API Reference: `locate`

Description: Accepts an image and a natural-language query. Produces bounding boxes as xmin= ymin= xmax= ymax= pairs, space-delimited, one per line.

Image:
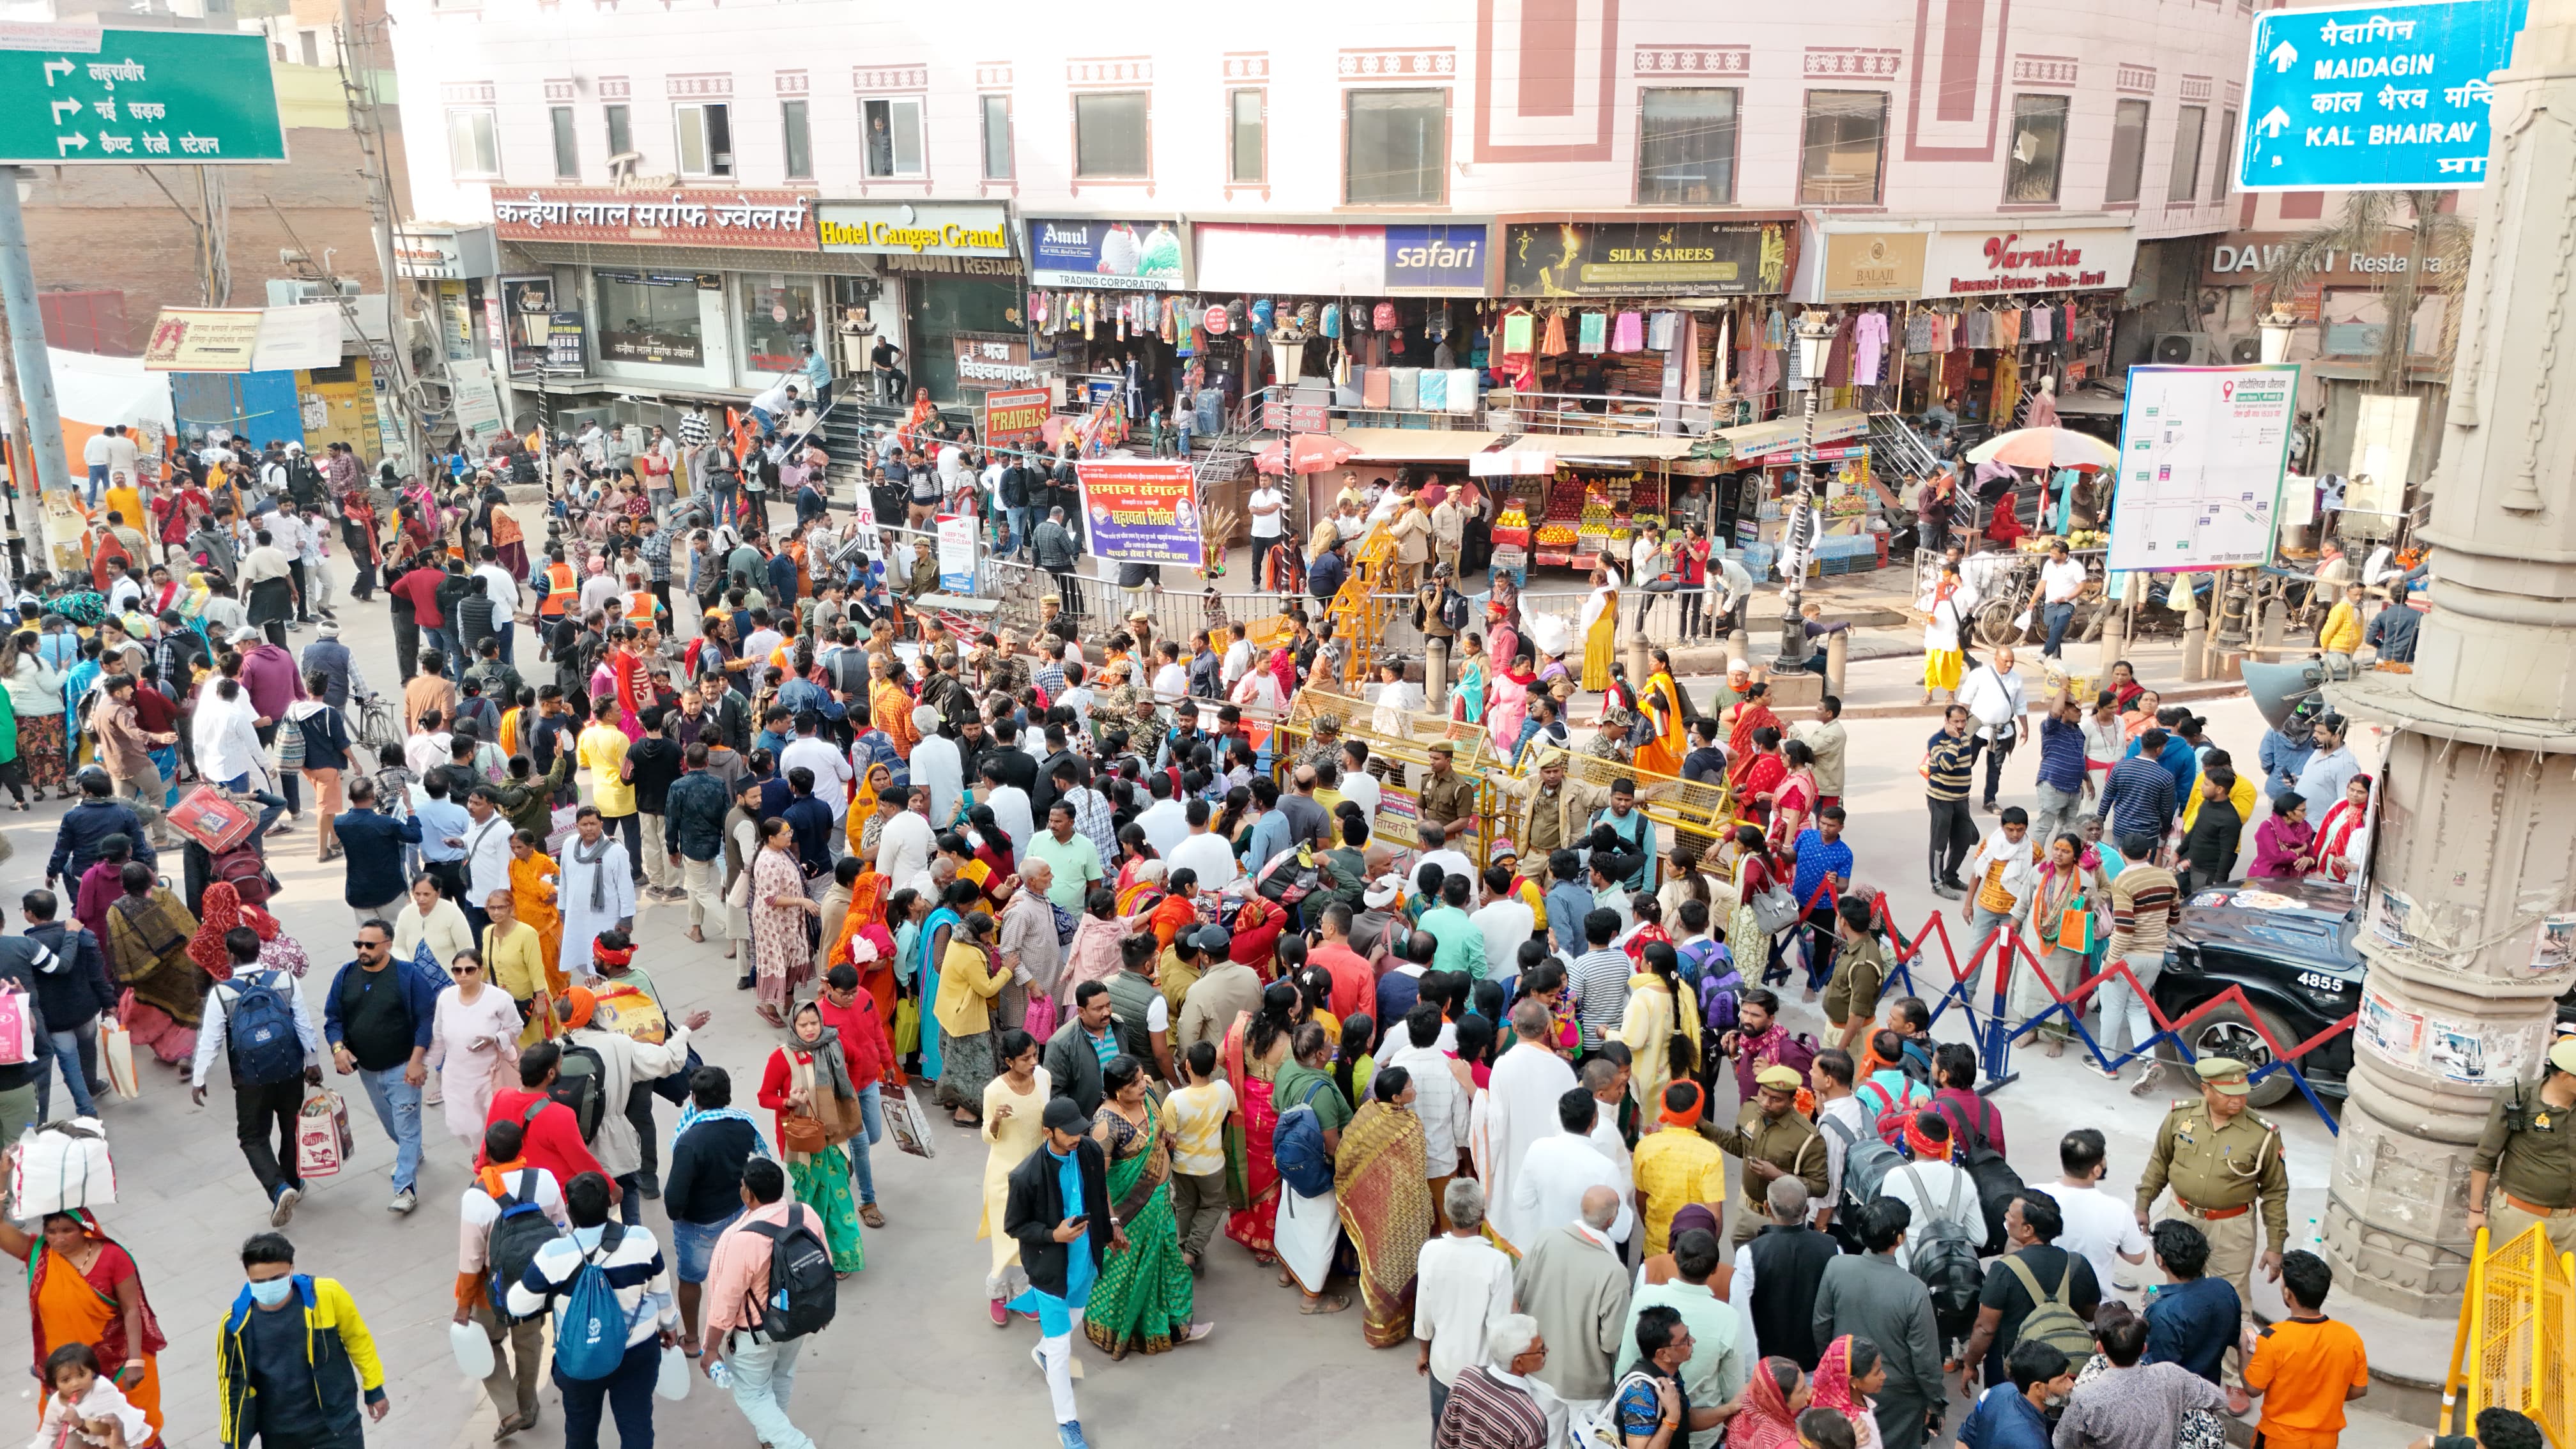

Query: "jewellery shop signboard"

xmin=1501 ymin=220 xmax=1792 ymax=298
xmin=1922 ymin=226 xmax=2136 ymax=297
xmin=489 ymin=187 xmax=820 ymax=251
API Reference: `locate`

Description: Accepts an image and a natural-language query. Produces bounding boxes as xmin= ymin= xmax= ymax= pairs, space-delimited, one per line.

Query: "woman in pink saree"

xmin=1221 ymin=985 xmax=1299 ymax=1264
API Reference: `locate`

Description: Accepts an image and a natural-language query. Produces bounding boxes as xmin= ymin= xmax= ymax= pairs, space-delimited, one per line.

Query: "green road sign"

xmin=0 ymin=26 xmax=287 ymax=165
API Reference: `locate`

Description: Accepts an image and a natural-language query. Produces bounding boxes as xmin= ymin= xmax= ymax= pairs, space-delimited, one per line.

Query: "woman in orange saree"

xmin=0 ymin=1209 xmax=166 ymax=1440
xmin=1221 ymin=986 xmax=1299 ymax=1263
xmin=1333 ymin=1070 xmax=1434 ymax=1347
xmin=1634 ymin=649 xmax=1689 ymax=779
xmin=508 ymin=831 xmax=567 ymax=995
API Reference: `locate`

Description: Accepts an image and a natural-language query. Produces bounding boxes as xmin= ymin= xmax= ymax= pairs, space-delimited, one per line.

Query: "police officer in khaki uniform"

xmin=1702 ymin=1064 xmax=1829 ymax=1251
xmin=2134 ymin=1055 xmax=2288 ymax=1383
xmin=1417 ymin=739 xmax=1480 ymax=848
xmin=2469 ymin=1036 xmax=2576 ymax=1255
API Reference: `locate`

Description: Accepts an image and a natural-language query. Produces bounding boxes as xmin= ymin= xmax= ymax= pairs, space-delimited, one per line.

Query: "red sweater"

xmin=811 ymin=992 xmax=894 ymax=1086
xmin=392 ymin=567 xmax=447 ymax=628
xmin=484 ymin=1087 xmax=613 ymax=1198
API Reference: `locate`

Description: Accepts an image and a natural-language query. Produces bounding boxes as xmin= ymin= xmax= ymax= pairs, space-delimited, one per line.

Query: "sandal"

xmin=1299 ymin=1292 xmax=1351 ymax=1315
xmin=756 ymin=1006 xmax=786 ymax=1029
xmin=1276 ymin=1268 xmax=1296 ymax=1289
xmin=493 ymin=1414 xmax=532 ymax=1441
xmin=860 ymin=1203 xmax=886 ymax=1228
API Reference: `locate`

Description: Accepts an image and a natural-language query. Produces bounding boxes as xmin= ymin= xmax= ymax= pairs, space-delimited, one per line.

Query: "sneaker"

xmin=390 ymin=1188 xmax=418 ymax=1215
xmin=990 ymin=1298 xmax=1010 ymax=1328
xmin=270 ymin=1186 xmax=301 ymax=1227
xmin=1057 ymin=1423 xmax=1090 ymax=1449
xmin=1929 ymin=881 xmax=1963 ymax=900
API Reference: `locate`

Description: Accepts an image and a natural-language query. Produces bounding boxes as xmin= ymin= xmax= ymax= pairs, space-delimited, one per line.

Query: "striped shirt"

xmin=1434 ymin=1365 xmax=1551 ymax=1449
xmin=1924 ymin=731 xmax=1978 ymax=804
xmin=505 ymin=1221 xmax=678 ymax=1349
xmin=678 ymin=411 xmax=712 ymax=447
xmin=1569 ymin=947 xmax=1633 ymax=1046
xmin=2097 ymin=756 xmax=2179 ymax=841
xmin=2106 ymin=862 xmax=2182 ymax=965
xmin=2035 ymin=714 xmax=2088 ymax=793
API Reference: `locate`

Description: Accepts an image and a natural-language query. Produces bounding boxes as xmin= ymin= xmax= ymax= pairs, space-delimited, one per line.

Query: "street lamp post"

xmin=1774 ymin=310 xmax=1836 ymax=671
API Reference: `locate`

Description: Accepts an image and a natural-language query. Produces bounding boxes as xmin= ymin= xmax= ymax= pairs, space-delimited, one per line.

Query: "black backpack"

xmin=484 ymin=1169 xmax=564 ymax=1324
xmin=744 ymin=1204 xmax=838 ymax=1339
xmin=1898 ymin=1163 xmax=1988 ymax=1345
xmin=549 ymin=1043 xmax=609 ymax=1141
xmin=1938 ymin=1096 xmax=2027 ymax=1257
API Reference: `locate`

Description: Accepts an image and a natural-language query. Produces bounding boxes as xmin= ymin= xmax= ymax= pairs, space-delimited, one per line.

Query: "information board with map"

xmin=2106 ymin=364 xmax=2299 ymax=573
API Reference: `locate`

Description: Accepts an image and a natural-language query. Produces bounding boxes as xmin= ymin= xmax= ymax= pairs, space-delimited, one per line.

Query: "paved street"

xmin=0 ymin=544 xmax=2432 ymax=1449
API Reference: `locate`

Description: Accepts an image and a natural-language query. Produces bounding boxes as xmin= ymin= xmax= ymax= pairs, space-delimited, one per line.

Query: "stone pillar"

xmin=1424 ymin=634 xmax=1450 ymax=709
xmin=1825 ymin=630 xmax=1849 ymax=697
xmin=2320 ymin=0 xmax=2576 ymax=1316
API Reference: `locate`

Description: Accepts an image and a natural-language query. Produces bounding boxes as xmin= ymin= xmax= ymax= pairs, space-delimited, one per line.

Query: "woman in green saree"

xmin=1081 ymin=1055 xmax=1213 ymax=1359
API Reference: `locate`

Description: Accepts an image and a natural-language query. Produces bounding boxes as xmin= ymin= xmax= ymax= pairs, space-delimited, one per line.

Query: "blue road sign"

xmin=2237 ymin=0 xmax=2528 ymax=190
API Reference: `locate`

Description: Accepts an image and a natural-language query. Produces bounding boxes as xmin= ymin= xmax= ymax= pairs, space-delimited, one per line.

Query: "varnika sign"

xmin=1922 ymin=227 xmax=2137 ymax=296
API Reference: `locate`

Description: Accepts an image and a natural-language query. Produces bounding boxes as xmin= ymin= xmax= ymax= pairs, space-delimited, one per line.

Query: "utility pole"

xmin=2320 ymin=0 xmax=2576 ymax=1315
xmin=335 ymin=0 xmax=427 ymax=468
xmin=0 ymin=169 xmax=70 ymax=549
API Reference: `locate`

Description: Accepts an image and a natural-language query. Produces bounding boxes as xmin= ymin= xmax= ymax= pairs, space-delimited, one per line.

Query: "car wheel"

xmin=2154 ymin=999 xmax=2299 ymax=1109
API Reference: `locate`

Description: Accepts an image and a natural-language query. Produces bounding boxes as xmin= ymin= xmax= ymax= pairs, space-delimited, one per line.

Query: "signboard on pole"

xmin=2106 ymin=364 xmax=2299 ymax=573
xmin=0 ymin=26 xmax=287 ymax=165
xmin=1077 ymin=459 xmax=1203 ymax=568
xmin=2236 ymin=0 xmax=2529 ymax=190
xmin=140 ymin=308 xmax=261 ymax=371
xmin=450 ymin=359 xmax=505 ymax=444
xmin=981 ymin=387 xmax=1050 ymax=455
xmin=934 ymin=512 xmax=977 ymax=593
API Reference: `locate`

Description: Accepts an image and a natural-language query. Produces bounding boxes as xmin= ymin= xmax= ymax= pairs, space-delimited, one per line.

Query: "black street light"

xmin=1774 ymin=309 xmax=1836 ymax=672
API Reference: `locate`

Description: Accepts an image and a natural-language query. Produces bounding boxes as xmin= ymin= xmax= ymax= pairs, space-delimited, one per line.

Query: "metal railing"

xmin=1250 ymin=383 xmax=1733 ymax=444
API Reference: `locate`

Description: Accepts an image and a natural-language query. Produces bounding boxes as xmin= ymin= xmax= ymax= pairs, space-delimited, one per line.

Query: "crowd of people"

xmin=0 ymin=409 xmax=2561 ymax=1449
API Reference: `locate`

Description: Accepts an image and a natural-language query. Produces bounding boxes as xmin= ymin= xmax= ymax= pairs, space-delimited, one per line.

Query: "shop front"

xmin=820 ymin=201 xmax=1021 ymax=406
xmin=1022 ymin=215 xmax=1187 ymax=448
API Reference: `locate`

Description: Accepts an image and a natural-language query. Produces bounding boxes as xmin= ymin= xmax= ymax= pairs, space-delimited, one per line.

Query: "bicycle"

xmin=354 ymin=692 xmax=399 ymax=752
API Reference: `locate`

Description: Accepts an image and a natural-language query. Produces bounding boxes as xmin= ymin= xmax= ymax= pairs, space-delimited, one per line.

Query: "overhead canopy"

xmin=1715 ymin=408 xmax=1871 ymax=460
xmin=1331 ymin=427 xmax=1502 ymax=462
xmin=1548 ymin=434 xmax=1704 ymax=463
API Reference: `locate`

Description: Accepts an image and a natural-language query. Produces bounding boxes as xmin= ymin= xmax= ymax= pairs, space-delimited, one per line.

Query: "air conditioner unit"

xmin=2150 ymin=332 xmax=2221 ymax=365
xmin=265 ymin=278 xmax=360 ymax=307
xmin=2227 ymin=335 xmax=2264 ymax=365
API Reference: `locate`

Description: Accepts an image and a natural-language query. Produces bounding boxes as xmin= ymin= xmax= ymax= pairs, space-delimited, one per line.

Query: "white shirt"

xmin=104 ymin=434 xmax=140 ymax=474
xmin=910 ymin=733 xmax=963 ymax=829
xmin=1513 ymin=1131 xmax=1636 ymax=1245
xmin=1167 ymin=829 xmax=1239 ymax=891
xmin=192 ymin=689 xmax=270 ymax=789
xmin=1814 ymin=1093 xmax=1873 ymax=1204
xmin=188 ymin=967 xmax=321 ymax=1087
xmin=84 ymin=434 xmax=109 ymax=466
xmin=1876 ymin=1158 xmax=1979 ymax=1271
xmin=476 ymin=564 xmax=522 ymax=615
xmin=984 ymin=785 xmax=1034 ymax=868
xmin=780 ymin=735 xmax=854 ymax=819
xmin=1151 ymin=661 xmax=1189 ymax=707
xmin=2040 ymin=556 xmax=2088 ymax=604
xmin=1956 ymin=663 xmax=2028 ymax=738
xmin=1340 ymin=769 xmax=1381 ymax=822
xmin=1134 ymin=799 xmax=1191 ymax=861
xmin=1220 ymin=639 xmax=1254 ymax=689
xmin=1421 ymin=847 xmax=1475 ymax=889
xmin=1248 ymin=484 xmax=1285 ymax=539
xmin=1381 ymin=1041 xmax=1470 ymax=1177
xmin=750 ymin=383 xmax=792 ymax=415
xmin=1413 ymin=1235 xmax=1516 ymax=1386
xmin=1472 ymin=898 xmax=1536 ymax=979
xmin=2055 ymin=1179 xmax=2150 ymax=1292
xmin=463 ymin=810 xmax=515 ymax=903
xmin=876 ymin=808 xmax=935 ymax=885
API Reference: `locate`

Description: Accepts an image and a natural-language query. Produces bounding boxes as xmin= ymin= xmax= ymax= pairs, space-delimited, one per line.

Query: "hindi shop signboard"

xmin=490 ymin=188 xmax=819 ymax=250
xmin=0 ymin=26 xmax=286 ymax=165
xmin=982 ymin=387 xmax=1052 ymax=453
xmin=2106 ymin=364 xmax=2299 ymax=573
xmin=1922 ymin=227 xmax=2137 ymax=296
xmin=1078 ymin=459 xmax=1204 ymax=569
xmin=2237 ymin=0 xmax=2528 ymax=190
xmin=952 ymin=333 xmax=1037 ymax=390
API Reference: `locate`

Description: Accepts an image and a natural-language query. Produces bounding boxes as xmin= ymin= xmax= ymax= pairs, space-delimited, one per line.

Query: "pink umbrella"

xmin=1255 ymin=433 xmax=1358 ymax=475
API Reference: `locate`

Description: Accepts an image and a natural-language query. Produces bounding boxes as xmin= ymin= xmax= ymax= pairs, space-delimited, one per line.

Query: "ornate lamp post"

xmin=1774 ymin=309 xmax=1836 ymax=670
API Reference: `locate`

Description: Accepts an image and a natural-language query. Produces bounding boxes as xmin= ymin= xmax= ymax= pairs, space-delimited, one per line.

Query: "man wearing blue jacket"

xmin=322 ymin=921 xmax=438 ymax=1215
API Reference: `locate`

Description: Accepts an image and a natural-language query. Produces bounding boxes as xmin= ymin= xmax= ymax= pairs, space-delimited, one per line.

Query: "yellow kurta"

xmin=483 ymin=919 xmax=551 ymax=1046
xmin=1582 ymin=589 xmax=1619 ymax=693
xmin=1631 ymin=1128 xmax=1729 ymax=1257
xmin=976 ymin=1066 xmax=1054 ymax=1284
xmin=1614 ymin=974 xmax=1704 ymax=1123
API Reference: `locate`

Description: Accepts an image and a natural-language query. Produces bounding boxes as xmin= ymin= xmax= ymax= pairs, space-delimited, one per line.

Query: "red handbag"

xmin=167 ymin=785 xmax=258 ymax=852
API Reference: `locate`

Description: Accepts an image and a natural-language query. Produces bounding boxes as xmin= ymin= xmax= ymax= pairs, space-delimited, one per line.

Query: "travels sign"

xmin=2236 ymin=0 xmax=2529 ymax=190
xmin=0 ymin=25 xmax=286 ymax=165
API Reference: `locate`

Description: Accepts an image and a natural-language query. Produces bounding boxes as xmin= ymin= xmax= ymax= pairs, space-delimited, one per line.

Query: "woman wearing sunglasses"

xmin=429 ymin=949 xmax=523 ymax=1146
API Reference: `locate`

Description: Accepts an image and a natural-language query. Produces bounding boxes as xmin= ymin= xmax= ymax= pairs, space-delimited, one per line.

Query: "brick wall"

xmin=16 ymin=123 xmax=409 ymax=355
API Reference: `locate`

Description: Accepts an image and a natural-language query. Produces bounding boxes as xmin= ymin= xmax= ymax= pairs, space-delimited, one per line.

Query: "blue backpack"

xmin=551 ymin=1223 xmax=632 ymax=1381
xmin=224 ymin=971 xmax=304 ymax=1085
xmin=1271 ymin=1075 xmax=1338 ymax=1199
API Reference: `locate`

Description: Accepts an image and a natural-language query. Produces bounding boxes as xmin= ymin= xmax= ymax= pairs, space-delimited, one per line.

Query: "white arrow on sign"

xmin=49 ymin=98 xmax=80 ymax=123
xmin=55 ymin=132 xmax=86 ymax=154
xmin=2269 ymin=38 xmax=2299 ymax=72
xmin=41 ymin=57 xmax=71 ymax=85
xmin=2258 ymin=106 xmax=2292 ymax=137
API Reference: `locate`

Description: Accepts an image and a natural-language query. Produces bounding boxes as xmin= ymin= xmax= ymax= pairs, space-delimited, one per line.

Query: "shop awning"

xmin=1715 ymin=408 xmax=1871 ymax=459
xmin=1469 ymin=435 xmax=1557 ymax=477
xmin=1549 ymin=435 xmax=1704 ymax=463
xmin=1332 ymin=427 xmax=1503 ymax=463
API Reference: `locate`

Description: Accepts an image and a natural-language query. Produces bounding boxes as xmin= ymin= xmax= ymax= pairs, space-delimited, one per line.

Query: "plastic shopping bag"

xmin=885 ymin=1083 xmax=939 ymax=1160
xmin=295 ymin=1091 xmax=345 ymax=1179
xmin=101 ymin=1010 xmax=139 ymax=1101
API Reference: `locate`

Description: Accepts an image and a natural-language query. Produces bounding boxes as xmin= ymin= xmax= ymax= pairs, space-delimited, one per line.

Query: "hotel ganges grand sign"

xmin=1922 ymin=227 xmax=2138 ymax=296
xmin=817 ymin=202 xmax=1011 ymax=257
xmin=490 ymin=188 xmax=818 ymax=250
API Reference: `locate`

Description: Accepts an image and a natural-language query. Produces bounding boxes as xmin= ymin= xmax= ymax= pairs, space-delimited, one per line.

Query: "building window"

xmin=738 ymin=275 xmax=817 ymax=376
xmin=1229 ymin=88 xmax=1265 ymax=184
xmin=604 ymin=103 xmax=632 ymax=162
xmin=298 ymin=29 xmax=319 ymax=66
xmin=981 ymin=95 xmax=1013 ymax=180
xmin=595 ymin=270 xmax=705 ymax=367
xmin=781 ymin=99 xmax=812 ymax=179
xmin=1346 ymin=88 xmax=1446 ymax=205
xmin=1074 ymin=91 xmax=1150 ymax=179
xmin=445 ymin=108 xmax=498 ymax=178
xmin=1797 ymin=90 xmax=1887 ymax=204
xmin=674 ymin=102 xmax=733 ymax=179
xmin=2212 ymin=107 xmax=2237 ymax=201
xmin=2106 ymin=98 xmax=2150 ymax=203
xmin=1636 ymin=88 xmax=1738 ymax=204
xmin=863 ymin=96 xmax=925 ymax=178
xmin=2168 ymin=103 xmax=2206 ymax=202
xmin=2002 ymin=94 xmax=2068 ymax=203
xmin=549 ymin=106 xmax=579 ymax=180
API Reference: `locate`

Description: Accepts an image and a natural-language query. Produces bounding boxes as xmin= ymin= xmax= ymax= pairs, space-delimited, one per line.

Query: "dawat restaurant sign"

xmin=818 ymin=202 xmax=1013 ymax=257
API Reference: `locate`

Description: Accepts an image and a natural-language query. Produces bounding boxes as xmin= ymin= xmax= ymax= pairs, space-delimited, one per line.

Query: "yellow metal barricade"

xmin=2443 ymin=1223 xmax=2573 ymax=1448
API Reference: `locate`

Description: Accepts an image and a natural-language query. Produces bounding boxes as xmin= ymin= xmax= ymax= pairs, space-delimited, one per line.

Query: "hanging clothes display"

xmin=1764 ymin=307 xmax=1786 ymax=347
xmin=1688 ymin=316 xmax=1706 ymax=401
xmin=1823 ymin=312 xmax=1855 ymax=389
xmin=1994 ymin=308 xmax=2021 ymax=348
xmin=1542 ymin=311 xmax=1568 ymax=355
xmin=1904 ymin=308 xmax=1931 ymax=356
xmin=1612 ymin=311 xmax=1644 ymax=353
xmin=1578 ymin=312 xmax=1608 ymax=353
xmin=2025 ymin=306 xmax=2051 ymax=343
xmin=1993 ymin=353 xmax=2021 ymax=426
xmin=1853 ymin=310 xmax=1889 ymax=385
xmin=1941 ymin=346 xmax=1972 ymax=398
xmin=1648 ymin=312 xmax=1680 ymax=351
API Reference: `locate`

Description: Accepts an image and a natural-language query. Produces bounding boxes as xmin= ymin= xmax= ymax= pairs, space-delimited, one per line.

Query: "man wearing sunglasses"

xmin=321 ymin=921 xmax=439 ymax=1215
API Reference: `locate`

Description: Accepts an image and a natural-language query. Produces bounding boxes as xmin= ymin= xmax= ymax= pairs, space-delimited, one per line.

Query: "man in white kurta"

xmin=1514 ymin=1103 xmax=1637 ymax=1248
xmin=908 ymin=705 xmax=963 ymax=829
xmin=1476 ymin=999 xmax=1581 ymax=1254
xmin=557 ymin=809 xmax=636 ymax=979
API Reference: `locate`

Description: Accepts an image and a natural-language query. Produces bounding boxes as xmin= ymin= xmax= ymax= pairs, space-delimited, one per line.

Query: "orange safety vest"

xmin=625 ymin=590 xmax=662 ymax=624
xmin=537 ymin=560 xmax=575 ymax=617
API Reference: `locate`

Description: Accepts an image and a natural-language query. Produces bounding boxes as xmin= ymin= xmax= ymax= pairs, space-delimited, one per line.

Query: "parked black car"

xmin=2150 ymin=880 xmax=2576 ymax=1109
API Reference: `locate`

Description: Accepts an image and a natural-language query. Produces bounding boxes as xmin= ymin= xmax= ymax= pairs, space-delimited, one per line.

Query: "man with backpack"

xmin=556 ymin=985 xmax=708 ymax=1223
xmin=484 ymin=1042 xmax=616 ymax=1211
xmin=1948 ymin=1190 xmax=2100 ymax=1400
xmin=190 ymin=926 xmax=325 ymax=1227
xmin=1876 ymin=1114 xmax=1982 ymax=1274
xmin=321 ymin=920 xmax=439 ymax=1215
xmin=504 ymin=1171 xmax=680 ymax=1449
xmin=1812 ymin=1198 xmax=1947 ymax=1449
xmin=701 ymin=1156 xmax=836 ymax=1449
xmin=456 ymin=1117 xmax=568 ymax=1439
